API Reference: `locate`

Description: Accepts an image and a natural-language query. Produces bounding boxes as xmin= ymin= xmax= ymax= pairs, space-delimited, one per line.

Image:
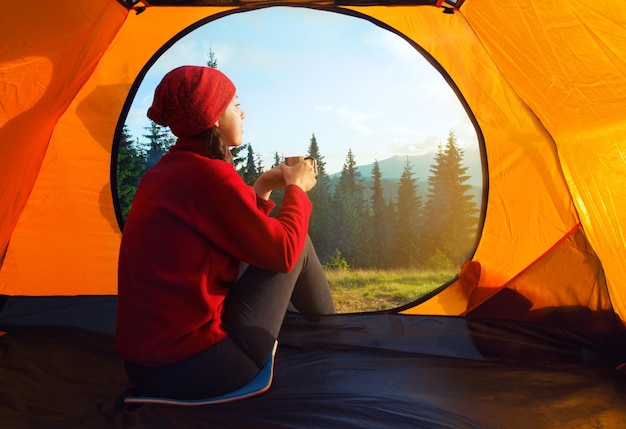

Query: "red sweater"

xmin=115 ymin=143 xmax=311 ymax=366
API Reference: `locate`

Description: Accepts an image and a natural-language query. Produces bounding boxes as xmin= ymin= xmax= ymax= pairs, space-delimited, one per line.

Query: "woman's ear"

xmin=213 ymin=119 xmax=220 ymax=128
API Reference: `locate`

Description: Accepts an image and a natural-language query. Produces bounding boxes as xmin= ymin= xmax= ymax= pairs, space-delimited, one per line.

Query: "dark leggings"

xmin=124 ymin=236 xmax=335 ymax=399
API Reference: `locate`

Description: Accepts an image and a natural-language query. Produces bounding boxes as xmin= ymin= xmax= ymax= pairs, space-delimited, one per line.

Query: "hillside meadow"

xmin=325 ymin=268 xmax=457 ymax=313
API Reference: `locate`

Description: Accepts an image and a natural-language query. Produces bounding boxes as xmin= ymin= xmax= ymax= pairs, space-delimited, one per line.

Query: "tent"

xmin=2 ymin=0 xmax=626 ymax=427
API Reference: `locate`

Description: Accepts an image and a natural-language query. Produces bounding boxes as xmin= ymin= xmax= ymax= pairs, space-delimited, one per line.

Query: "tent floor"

xmin=2 ymin=313 xmax=626 ymax=429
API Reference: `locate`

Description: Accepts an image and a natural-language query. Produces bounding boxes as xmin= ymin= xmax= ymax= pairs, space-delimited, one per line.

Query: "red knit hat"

xmin=147 ymin=66 xmax=236 ymax=137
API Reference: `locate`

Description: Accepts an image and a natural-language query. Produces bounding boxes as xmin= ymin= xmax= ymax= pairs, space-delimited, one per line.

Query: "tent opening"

xmin=112 ymin=6 xmax=485 ymax=313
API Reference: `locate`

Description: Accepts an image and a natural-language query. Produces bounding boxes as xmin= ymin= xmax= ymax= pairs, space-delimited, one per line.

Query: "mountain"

xmin=330 ymin=151 xmax=483 ymax=188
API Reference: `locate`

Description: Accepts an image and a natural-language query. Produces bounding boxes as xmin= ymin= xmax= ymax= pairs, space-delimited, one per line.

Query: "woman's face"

xmin=216 ymin=95 xmax=245 ymax=147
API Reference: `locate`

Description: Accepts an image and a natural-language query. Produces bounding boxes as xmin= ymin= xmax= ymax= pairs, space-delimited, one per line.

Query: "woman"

xmin=115 ymin=65 xmax=335 ymax=400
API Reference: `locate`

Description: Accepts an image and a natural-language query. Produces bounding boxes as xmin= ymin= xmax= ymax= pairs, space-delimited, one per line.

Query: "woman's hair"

xmin=195 ymin=127 xmax=234 ymax=166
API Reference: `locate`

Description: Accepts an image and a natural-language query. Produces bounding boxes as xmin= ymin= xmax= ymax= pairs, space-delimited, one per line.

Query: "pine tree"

xmin=332 ymin=149 xmax=370 ymax=268
xmin=116 ymin=125 xmax=146 ymax=221
xmin=306 ymin=134 xmax=334 ymax=262
xmin=370 ymin=160 xmax=391 ymax=268
xmin=255 ymin=151 xmax=265 ymax=175
xmin=422 ymin=143 xmax=447 ymax=260
xmin=272 ymin=152 xmax=282 ymax=168
xmin=422 ymin=130 xmax=479 ymax=265
xmin=386 ymin=198 xmax=397 ymax=259
xmin=393 ymin=157 xmax=422 ymax=268
xmin=241 ymin=143 xmax=260 ymax=185
xmin=442 ymin=131 xmax=479 ymax=264
xmin=143 ymin=121 xmax=173 ymax=169
xmin=231 ymin=144 xmax=247 ymax=173
xmin=206 ymin=48 xmax=218 ymax=69
xmin=268 ymin=152 xmax=284 ymax=216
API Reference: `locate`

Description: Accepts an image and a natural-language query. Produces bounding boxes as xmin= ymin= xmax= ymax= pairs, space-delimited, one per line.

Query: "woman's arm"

xmin=253 ymin=166 xmax=285 ymax=200
xmin=253 ymin=159 xmax=317 ymax=200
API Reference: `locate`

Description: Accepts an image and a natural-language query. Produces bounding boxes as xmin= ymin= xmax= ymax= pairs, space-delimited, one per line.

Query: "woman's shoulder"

xmin=159 ymin=151 xmax=237 ymax=175
xmin=153 ymin=153 xmax=245 ymax=195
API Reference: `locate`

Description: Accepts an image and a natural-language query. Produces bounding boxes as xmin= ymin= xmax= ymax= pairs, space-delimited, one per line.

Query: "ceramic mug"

xmin=284 ymin=155 xmax=317 ymax=177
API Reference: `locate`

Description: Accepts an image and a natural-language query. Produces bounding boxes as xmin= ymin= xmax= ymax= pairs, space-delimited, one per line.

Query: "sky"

xmin=124 ymin=7 xmax=479 ymax=177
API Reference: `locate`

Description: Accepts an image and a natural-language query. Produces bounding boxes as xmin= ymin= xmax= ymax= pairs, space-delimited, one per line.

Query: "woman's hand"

xmin=282 ymin=158 xmax=317 ymax=192
xmin=253 ymin=166 xmax=286 ymax=200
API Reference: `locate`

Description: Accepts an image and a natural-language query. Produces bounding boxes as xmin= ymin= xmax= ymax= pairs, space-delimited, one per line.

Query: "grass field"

xmin=325 ymin=268 xmax=458 ymax=313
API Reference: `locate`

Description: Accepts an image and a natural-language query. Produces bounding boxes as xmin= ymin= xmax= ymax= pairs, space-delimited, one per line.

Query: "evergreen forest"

xmin=116 ymin=123 xmax=480 ymax=272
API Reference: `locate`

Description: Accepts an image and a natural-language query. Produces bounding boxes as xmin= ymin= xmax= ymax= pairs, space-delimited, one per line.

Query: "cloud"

xmin=334 ymin=107 xmax=385 ymax=135
xmin=389 ymin=134 xmax=442 ymax=155
xmin=389 ymin=126 xmax=419 ymax=137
